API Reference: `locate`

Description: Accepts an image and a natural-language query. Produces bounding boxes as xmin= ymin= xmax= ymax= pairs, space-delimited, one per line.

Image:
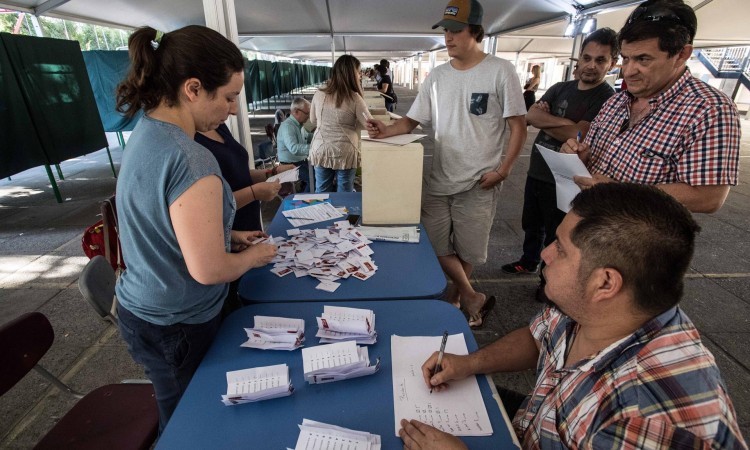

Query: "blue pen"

xmin=576 ymin=131 xmax=582 ymax=143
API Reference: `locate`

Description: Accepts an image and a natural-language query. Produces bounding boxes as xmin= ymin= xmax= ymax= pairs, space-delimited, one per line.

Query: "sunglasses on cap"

xmin=628 ymin=4 xmax=682 ymax=23
xmin=626 ymin=4 xmax=695 ymax=39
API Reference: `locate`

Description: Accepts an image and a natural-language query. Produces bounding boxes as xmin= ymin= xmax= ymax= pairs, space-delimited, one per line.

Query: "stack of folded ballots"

xmin=293 ymin=419 xmax=381 ymax=450
xmin=316 ymin=305 xmax=377 ymax=344
xmin=221 ymin=364 xmax=293 ymax=405
xmin=302 ymin=340 xmax=380 ymax=384
xmin=241 ymin=316 xmax=305 ymax=350
xmin=269 ymin=223 xmax=378 ymax=293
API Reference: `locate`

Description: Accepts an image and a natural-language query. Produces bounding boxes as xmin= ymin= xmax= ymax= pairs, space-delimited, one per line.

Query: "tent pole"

xmin=55 ymin=164 xmax=64 ymax=180
xmin=105 ymin=146 xmax=117 ymax=178
xmin=44 ymin=165 xmax=63 ymax=203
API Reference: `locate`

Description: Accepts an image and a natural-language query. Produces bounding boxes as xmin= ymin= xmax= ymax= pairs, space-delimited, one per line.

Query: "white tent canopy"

xmin=1 ymin=0 xmax=748 ymax=63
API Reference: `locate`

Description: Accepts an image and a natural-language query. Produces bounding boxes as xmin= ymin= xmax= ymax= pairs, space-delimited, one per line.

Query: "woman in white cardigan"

xmin=309 ymin=54 xmax=371 ymax=192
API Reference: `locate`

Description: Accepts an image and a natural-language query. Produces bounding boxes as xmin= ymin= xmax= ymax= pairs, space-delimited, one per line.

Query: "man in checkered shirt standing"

xmin=399 ymin=183 xmax=746 ymax=449
xmin=562 ymin=0 xmax=740 ymax=213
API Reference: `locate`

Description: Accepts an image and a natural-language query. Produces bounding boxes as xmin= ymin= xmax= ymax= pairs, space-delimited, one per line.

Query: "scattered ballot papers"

xmin=301 ymin=340 xmax=380 ymax=384
xmin=221 ymin=364 xmax=293 ymax=405
xmin=241 ymin=316 xmax=305 ymax=350
xmin=269 ymin=223 xmax=378 ymax=291
xmin=291 ymin=419 xmax=381 ymax=450
xmin=282 ymin=202 xmax=345 ymax=227
xmin=316 ymin=305 xmax=377 ymax=344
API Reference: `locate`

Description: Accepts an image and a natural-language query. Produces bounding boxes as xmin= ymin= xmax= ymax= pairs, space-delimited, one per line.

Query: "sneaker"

xmin=501 ymin=261 xmax=538 ymax=275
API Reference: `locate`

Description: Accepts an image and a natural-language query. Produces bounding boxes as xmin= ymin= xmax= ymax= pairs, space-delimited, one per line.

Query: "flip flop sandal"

xmin=469 ymin=295 xmax=496 ymax=329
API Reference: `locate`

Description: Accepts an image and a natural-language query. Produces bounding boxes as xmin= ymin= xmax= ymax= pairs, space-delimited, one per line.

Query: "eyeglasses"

xmin=627 ymin=5 xmax=682 ymax=26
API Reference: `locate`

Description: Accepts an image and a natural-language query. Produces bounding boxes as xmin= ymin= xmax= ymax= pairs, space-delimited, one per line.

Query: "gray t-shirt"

xmin=407 ymin=54 xmax=526 ymax=195
xmin=528 ymin=80 xmax=614 ymax=183
xmin=115 ymin=116 xmax=235 ymax=326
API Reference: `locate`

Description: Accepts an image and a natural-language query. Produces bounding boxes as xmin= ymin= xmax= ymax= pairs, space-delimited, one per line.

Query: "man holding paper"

xmin=561 ymin=0 xmax=740 ymax=213
xmin=399 ymin=183 xmax=746 ymax=449
xmin=277 ymin=97 xmax=313 ymax=192
xmin=366 ymin=0 xmax=527 ymax=327
xmin=502 ymin=28 xmax=617 ymax=295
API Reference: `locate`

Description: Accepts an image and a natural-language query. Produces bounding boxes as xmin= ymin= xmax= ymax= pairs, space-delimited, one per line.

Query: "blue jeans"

xmin=117 ymin=304 xmax=221 ymax=432
xmin=314 ymin=166 xmax=357 ymax=193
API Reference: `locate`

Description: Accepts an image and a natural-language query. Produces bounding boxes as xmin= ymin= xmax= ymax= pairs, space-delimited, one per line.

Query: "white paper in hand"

xmin=536 ymin=144 xmax=591 ymax=212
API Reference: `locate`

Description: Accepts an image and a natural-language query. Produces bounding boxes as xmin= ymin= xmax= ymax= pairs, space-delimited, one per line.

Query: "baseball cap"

xmin=432 ymin=0 xmax=484 ymax=32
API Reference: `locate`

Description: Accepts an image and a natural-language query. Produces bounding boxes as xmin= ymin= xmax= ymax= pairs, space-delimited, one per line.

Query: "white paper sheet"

xmin=293 ymin=193 xmax=329 ymax=201
xmin=391 ymin=334 xmax=493 ymax=437
xmin=361 ymin=132 xmax=426 ymax=146
xmin=282 ymin=202 xmax=345 ymax=227
xmin=536 ymin=144 xmax=592 ymax=212
xmin=267 ymin=166 xmax=299 ymax=183
xmin=358 ymin=226 xmax=420 ymax=243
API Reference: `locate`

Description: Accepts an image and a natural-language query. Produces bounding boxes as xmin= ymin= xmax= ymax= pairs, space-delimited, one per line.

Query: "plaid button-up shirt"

xmin=586 ymin=69 xmax=740 ymax=186
xmin=513 ymin=306 xmax=747 ymax=449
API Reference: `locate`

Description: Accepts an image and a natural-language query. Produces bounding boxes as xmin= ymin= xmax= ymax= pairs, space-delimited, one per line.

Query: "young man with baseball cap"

xmin=367 ymin=0 xmax=527 ymax=328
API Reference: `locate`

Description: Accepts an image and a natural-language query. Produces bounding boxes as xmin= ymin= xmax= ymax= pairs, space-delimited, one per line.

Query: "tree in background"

xmin=0 ymin=10 xmax=130 ymax=50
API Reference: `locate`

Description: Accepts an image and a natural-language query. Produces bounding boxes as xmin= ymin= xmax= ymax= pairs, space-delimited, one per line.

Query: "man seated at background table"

xmin=399 ymin=183 xmax=747 ymax=449
xmin=562 ymin=0 xmax=740 ymax=213
xmin=277 ymin=97 xmax=313 ymax=192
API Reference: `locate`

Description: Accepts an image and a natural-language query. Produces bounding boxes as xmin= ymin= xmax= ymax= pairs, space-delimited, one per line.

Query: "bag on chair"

xmin=82 ymin=195 xmax=125 ymax=273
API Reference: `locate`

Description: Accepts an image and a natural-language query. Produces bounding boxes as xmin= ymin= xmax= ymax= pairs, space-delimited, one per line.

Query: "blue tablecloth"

xmin=238 ymin=193 xmax=446 ymax=303
xmin=157 ymin=300 xmax=519 ymax=449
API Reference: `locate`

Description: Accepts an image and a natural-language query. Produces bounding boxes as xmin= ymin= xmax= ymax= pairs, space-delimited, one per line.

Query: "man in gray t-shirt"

xmin=367 ymin=0 xmax=526 ymax=328
xmin=501 ymin=29 xmax=618 ymax=300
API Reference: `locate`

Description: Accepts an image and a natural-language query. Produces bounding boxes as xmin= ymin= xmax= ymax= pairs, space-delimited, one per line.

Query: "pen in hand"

xmin=576 ymin=130 xmax=582 ymax=144
xmin=430 ymin=331 xmax=449 ymax=394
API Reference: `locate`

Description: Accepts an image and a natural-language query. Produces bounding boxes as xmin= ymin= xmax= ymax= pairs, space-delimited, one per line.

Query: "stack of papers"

xmin=292 ymin=419 xmax=381 ymax=450
xmin=241 ymin=316 xmax=305 ymax=351
xmin=316 ymin=305 xmax=377 ymax=344
xmin=281 ymin=202 xmax=345 ymax=227
xmin=302 ymin=340 xmax=380 ymax=384
xmin=358 ymin=226 xmax=420 ymax=243
xmin=221 ymin=364 xmax=293 ymax=405
xmin=269 ymin=224 xmax=378 ymax=292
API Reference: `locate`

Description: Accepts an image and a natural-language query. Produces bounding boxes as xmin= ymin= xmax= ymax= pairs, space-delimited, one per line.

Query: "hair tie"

xmin=151 ymin=30 xmax=164 ymax=50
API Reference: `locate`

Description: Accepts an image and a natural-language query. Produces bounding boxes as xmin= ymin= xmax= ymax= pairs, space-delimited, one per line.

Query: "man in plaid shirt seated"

xmin=399 ymin=183 xmax=747 ymax=449
xmin=562 ymin=0 xmax=740 ymax=213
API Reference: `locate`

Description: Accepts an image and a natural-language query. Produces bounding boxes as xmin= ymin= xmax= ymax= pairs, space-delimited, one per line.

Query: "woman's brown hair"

xmin=321 ymin=54 xmax=362 ymax=108
xmin=116 ymin=25 xmax=244 ymax=118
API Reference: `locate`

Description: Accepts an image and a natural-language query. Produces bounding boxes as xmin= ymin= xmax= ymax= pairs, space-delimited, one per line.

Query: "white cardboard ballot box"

xmin=361 ymin=140 xmax=423 ymax=225
xmin=365 ymin=96 xmax=385 ymax=109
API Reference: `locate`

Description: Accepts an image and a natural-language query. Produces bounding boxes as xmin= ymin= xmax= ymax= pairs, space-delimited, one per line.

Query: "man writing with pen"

xmin=398 ymin=183 xmax=747 ymax=449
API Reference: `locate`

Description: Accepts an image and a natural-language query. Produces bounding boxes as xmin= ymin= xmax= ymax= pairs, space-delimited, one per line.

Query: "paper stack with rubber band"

xmin=292 ymin=419 xmax=381 ymax=450
xmin=221 ymin=364 xmax=293 ymax=405
xmin=315 ymin=305 xmax=377 ymax=344
xmin=301 ymin=340 xmax=380 ymax=384
xmin=241 ymin=316 xmax=305 ymax=350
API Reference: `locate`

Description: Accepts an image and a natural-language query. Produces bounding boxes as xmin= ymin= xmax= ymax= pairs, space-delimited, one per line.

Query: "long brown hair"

xmin=116 ymin=25 xmax=244 ymax=118
xmin=322 ymin=54 xmax=362 ymax=108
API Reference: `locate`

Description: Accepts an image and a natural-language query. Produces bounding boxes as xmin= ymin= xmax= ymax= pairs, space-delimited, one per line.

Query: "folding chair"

xmin=78 ymin=255 xmax=117 ymax=325
xmin=0 ymin=312 xmax=158 ymax=450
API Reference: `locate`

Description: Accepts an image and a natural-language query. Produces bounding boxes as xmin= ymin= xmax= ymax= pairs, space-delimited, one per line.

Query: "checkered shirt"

xmin=512 ymin=306 xmax=748 ymax=449
xmin=586 ymin=69 xmax=740 ymax=186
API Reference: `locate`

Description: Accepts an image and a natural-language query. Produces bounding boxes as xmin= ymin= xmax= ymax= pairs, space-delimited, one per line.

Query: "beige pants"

xmin=421 ymin=183 xmax=500 ymax=266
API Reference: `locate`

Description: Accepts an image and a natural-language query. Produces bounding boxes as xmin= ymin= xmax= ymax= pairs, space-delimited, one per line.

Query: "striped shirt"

xmin=513 ymin=306 xmax=747 ymax=449
xmin=586 ymin=68 xmax=740 ymax=186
